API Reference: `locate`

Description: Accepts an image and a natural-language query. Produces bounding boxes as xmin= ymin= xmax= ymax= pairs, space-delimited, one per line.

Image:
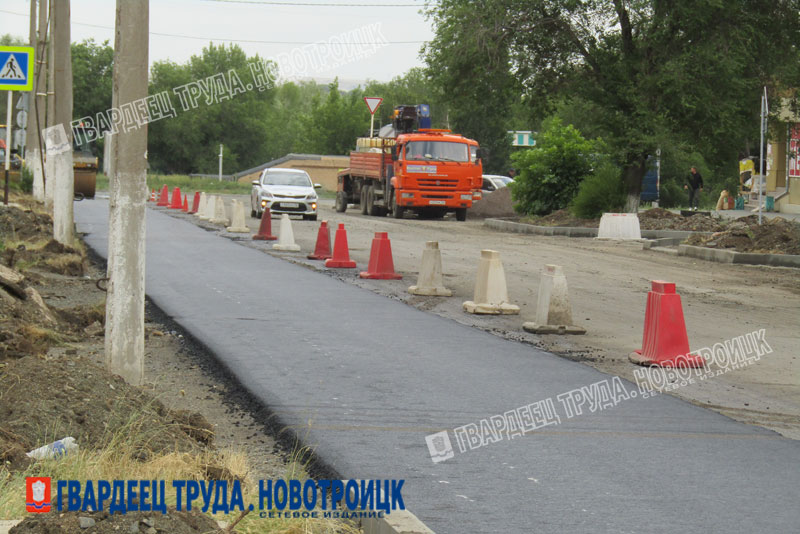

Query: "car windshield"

xmin=263 ymin=173 xmax=312 ymax=187
xmin=498 ymin=176 xmax=514 ymax=185
xmin=405 ymin=141 xmax=469 ymax=162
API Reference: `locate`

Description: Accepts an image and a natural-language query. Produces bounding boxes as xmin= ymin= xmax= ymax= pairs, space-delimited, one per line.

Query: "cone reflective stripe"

xmin=360 ymin=232 xmax=402 ymax=279
xmin=169 ymin=187 xmax=183 ymax=209
xmin=252 ymin=206 xmax=278 ymax=240
xmin=156 ymin=185 xmax=169 ymax=206
xmin=463 ymin=250 xmax=519 ymax=315
xmin=522 ymin=264 xmax=585 ymax=334
xmin=190 ymin=191 xmax=201 ymax=214
xmin=409 ymin=241 xmax=452 ymax=296
xmin=273 ymin=214 xmax=301 ymax=251
xmin=308 ymin=221 xmax=332 ymax=260
xmin=182 ymin=195 xmax=189 ymax=212
xmin=629 ymin=281 xmax=704 ymax=368
xmin=149 ymin=189 xmax=156 ymax=202
xmin=325 ymin=223 xmax=357 ymax=268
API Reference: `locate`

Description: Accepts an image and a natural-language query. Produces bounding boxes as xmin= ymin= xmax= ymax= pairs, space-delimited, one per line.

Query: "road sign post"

xmin=0 ymin=45 xmax=35 ymax=205
xmin=364 ymin=97 xmax=382 ymax=138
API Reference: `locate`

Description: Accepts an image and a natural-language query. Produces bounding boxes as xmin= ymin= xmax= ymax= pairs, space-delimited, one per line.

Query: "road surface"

xmin=76 ymin=200 xmax=800 ymax=533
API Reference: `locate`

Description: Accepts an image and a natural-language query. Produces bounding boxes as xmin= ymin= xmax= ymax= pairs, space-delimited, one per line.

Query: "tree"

xmin=364 ymin=67 xmax=449 ymax=130
xmin=510 ymin=118 xmax=599 ymax=215
xmin=304 ymin=79 xmax=368 ymax=155
xmin=426 ymin=0 xmax=800 ymax=211
xmin=71 ymin=39 xmax=114 ymax=122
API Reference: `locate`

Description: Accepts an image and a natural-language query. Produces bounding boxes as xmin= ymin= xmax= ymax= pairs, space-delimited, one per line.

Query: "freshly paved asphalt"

xmin=76 ymin=201 xmax=800 ymax=534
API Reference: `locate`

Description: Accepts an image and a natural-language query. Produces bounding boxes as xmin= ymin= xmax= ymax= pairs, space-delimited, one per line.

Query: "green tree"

xmin=304 ymin=79 xmax=368 ymax=155
xmin=510 ymin=118 xmax=599 ymax=215
xmin=426 ymin=0 xmax=800 ymax=211
xmin=363 ymin=67 xmax=449 ymax=131
xmin=71 ymin=39 xmax=114 ymax=121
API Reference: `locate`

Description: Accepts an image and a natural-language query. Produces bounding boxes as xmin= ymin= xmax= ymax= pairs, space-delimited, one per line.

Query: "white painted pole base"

xmin=30 ymin=148 xmax=45 ymax=202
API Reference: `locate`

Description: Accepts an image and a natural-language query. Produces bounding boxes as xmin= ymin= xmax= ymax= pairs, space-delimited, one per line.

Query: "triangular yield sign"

xmin=363 ymin=97 xmax=383 ymax=115
xmin=0 ymin=54 xmax=26 ymax=80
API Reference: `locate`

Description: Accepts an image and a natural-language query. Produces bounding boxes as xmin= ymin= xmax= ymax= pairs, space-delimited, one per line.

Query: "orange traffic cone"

xmin=629 ymin=281 xmax=704 ymax=368
xmin=252 ymin=206 xmax=278 ymax=240
xmin=360 ymin=232 xmax=402 ymax=279
xmin=307 ymin=221 xmax=332 ymax=260
xmin=156 ymin=185 xmax=169 ymax=206
xmin=149 ymin=189 xmax=156 ymax=202
xmin=189 ymin=191 xmax=201 ymax=214
xmin=182 ymin=195 xmax=189 ymax=212
xmin=169 ymin=187 xmax=183 ymax=209
xmin=324 ymin=223 xmax=356 ymax=268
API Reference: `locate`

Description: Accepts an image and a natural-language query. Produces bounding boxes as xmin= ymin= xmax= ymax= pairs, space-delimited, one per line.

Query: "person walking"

xmin=684 ymin=166 xmax=704 ymax=210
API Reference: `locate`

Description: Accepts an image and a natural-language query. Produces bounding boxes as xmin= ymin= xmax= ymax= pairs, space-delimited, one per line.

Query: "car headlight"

xmin=306 ymin=193 xmax=318 ymax=201
xmin=261 ymin=191 xmax=273 ymax=199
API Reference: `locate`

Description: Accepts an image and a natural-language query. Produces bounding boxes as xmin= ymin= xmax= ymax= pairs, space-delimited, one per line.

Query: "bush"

xmin=658 ymin=181 xmax=686 ymax=208
xmin=570 ymin=162 xmax=625 ymax=218
xmin=510 ymin=117 xmax=599 ymax=215
xmin=20 ymin=165 xmax=33 ymax=193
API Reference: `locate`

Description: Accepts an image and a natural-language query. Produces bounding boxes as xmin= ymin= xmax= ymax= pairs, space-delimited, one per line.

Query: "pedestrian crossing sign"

xmin=0 ymin=46 xmax=35 ymax=91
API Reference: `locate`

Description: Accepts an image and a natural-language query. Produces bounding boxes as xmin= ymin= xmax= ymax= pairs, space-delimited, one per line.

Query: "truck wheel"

xmin=390 ymin=190 xmax=404 ymax=219
xmin=366 ymin=186 xmax=377 ymax=216
xmin=360 ymin=187 xmax=368 ymax=215
xmin=335 ymin=191 xmax=347 ymax=213
xmin=456 ymin=208 xmax=467 ymax=222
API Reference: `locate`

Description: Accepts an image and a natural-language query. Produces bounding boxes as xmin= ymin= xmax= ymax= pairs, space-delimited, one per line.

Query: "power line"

xmin=201 ymin=0 xmax=425 ymax=6
xmin=0 ymin=9 xmax=425 ymax=45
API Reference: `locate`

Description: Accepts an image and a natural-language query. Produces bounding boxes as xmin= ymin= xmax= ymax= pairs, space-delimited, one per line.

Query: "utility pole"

xmin=51 ymin=0 xmax=73 ymax=244
xmin=44 ymin=0 xmax=56 ymax=211
xmin=218 ymin=143 xmax=223 ymax=181
xmin=105 ymin=0 xmax=149 ymax=385
xmin=29 ymin=0 xmax=47 ymax=202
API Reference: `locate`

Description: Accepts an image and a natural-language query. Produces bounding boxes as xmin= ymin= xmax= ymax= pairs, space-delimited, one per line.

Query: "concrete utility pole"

xmin=104 ymin=0 xmax=149 ymax=385
xmin=44 ymin=0 xmax=56 ymax=211
xmin=51 ymin=0 xmax=73 ymax=244
xmin=29 ymin=0 xmax=47 ymax=202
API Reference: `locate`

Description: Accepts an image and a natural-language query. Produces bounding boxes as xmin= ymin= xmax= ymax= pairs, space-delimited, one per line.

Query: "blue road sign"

xmin=0 ymin=46 xmax=35 ymax=91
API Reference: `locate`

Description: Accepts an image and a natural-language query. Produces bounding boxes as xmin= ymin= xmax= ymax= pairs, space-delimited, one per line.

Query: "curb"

xmin=678 ymin=244 xmax=800 ymax=268
xmin=484 ymin=218 xmax=712 ymax=240
xmin=359 ymin=510 xmax=435 ymax=534
xmin=0 ymin=520 xmax=21 ymax=534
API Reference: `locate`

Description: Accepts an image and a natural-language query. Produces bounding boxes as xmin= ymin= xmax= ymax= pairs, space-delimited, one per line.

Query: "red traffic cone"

xmin=324 ymin=223 xmax=357 ymax=268
xmin=189 ymin=191 xmax=201 ymax=214
xmin=169 ymin=187 xmax=183 ymax=209
xmin=252 ymin=206 xmax=278 ymax=240
xmin=182 ymin=195 xmax=189 ymax=212
xmin=149 ymin=189 xmax=156 ymax=202
xmin=308 ymin=221 xmax=332 ymax=260
xmin=629 ymin=281 xmax=704 ymax=368
xmin=360 ymin=232 xmax=402 ymax=279
xmin=156 ymin=185 xmax=169 ymax=206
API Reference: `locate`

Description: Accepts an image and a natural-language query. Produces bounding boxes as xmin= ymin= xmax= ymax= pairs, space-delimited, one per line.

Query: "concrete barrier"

xmin=522 ymin=264 xmax=585 ymax=335
xmin=199 ymin=194 xmax=214 ymax=221
xmin=597 ymin=213 xmax=641 ymax=240
xmin=409 ymin=242 xmax=452 ymax=297
xmin=678 ymin=244 xmax=800 ymax=268
xmin=209 ymin=196 xmax=229 ymax=226
xmin=273 ymin=214 xmax=301 ymax=252
xmin=463 ymin=250 xmax=520 ymax=315
xmin=194 ymin=192 xmax=207 ymax=218
xmin=226 ymin=200 xmax=250 ymax=233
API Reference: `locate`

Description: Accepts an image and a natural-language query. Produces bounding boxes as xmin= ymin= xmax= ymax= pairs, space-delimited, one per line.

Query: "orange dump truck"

xmin=334 ymin=105 xmax=484 ymax=221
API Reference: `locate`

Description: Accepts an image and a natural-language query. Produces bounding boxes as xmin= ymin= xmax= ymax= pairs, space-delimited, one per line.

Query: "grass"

xmin=0 ymin=404 xmax=359 ymax=533
xmin=96 ymin=173 xmax=252 ymax=195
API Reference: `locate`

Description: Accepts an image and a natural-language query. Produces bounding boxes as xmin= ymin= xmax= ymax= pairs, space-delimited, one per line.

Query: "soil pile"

xmin=10 ymin=509 xmax=220 ymax=534
xmin=470 ymin=187 xmax=516 ymax=218
xmin=638 ymin=208 xmax=725 ymax=232
xmin=685 ymin=215 xmax=800 ymax=254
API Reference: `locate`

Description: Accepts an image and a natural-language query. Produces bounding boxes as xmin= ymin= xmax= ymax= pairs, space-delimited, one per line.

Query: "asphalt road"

xmin=76 ymin=200 xmax=800 ymax=534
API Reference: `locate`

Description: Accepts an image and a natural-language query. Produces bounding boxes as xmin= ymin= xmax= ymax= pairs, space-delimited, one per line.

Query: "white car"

xmin=251 ymin=168 xmax=321 ymax=221
xmin=481 ymin=174 xmax=513 ymax=192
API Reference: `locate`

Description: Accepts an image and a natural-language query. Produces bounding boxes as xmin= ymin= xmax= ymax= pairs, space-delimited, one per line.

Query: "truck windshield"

xmin=405 ymin=141 xmax=469 ymax=162
xmin=263 ymin=173 xmax=312 ymax=186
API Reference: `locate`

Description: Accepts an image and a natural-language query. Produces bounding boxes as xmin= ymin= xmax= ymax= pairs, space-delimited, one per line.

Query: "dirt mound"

xmin=470 ymin=187 xmax=516 ymax=218
xmin=522 ymin=209 xmax=599 ymax=228
xmin=0 ymin=356 xmax=213 ymax=466
xmin=686 ymin=215 xmax=800 ymax=254
xmin=0 ymin=205 xmax=52 ymax=242
xmin=638 ymin=208 xmax=725 ymax=232
xmin=10 ymin=509 xmax=220 ymax=534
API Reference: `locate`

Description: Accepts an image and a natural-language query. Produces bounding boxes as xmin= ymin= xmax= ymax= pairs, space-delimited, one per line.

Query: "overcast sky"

xmin=0 ymin=0 xmax=433 ymax=87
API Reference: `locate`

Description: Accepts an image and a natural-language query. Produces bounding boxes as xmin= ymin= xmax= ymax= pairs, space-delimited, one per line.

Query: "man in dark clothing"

xmin=684 ymin=167 xmax=704 ymax=210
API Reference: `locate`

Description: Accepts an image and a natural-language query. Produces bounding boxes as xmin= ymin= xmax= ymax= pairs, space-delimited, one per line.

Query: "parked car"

xmin=481 ymin=174 xmax=512 ymax=192
xmin=250 ymin=168 xmax=321 ymax=221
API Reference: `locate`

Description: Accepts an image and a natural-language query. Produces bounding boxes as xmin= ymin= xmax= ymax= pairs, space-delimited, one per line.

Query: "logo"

xmin=26 ymin=477 xmax=51 ymax=513
xmin=425 ymin=431 xmax=454 ymax=463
